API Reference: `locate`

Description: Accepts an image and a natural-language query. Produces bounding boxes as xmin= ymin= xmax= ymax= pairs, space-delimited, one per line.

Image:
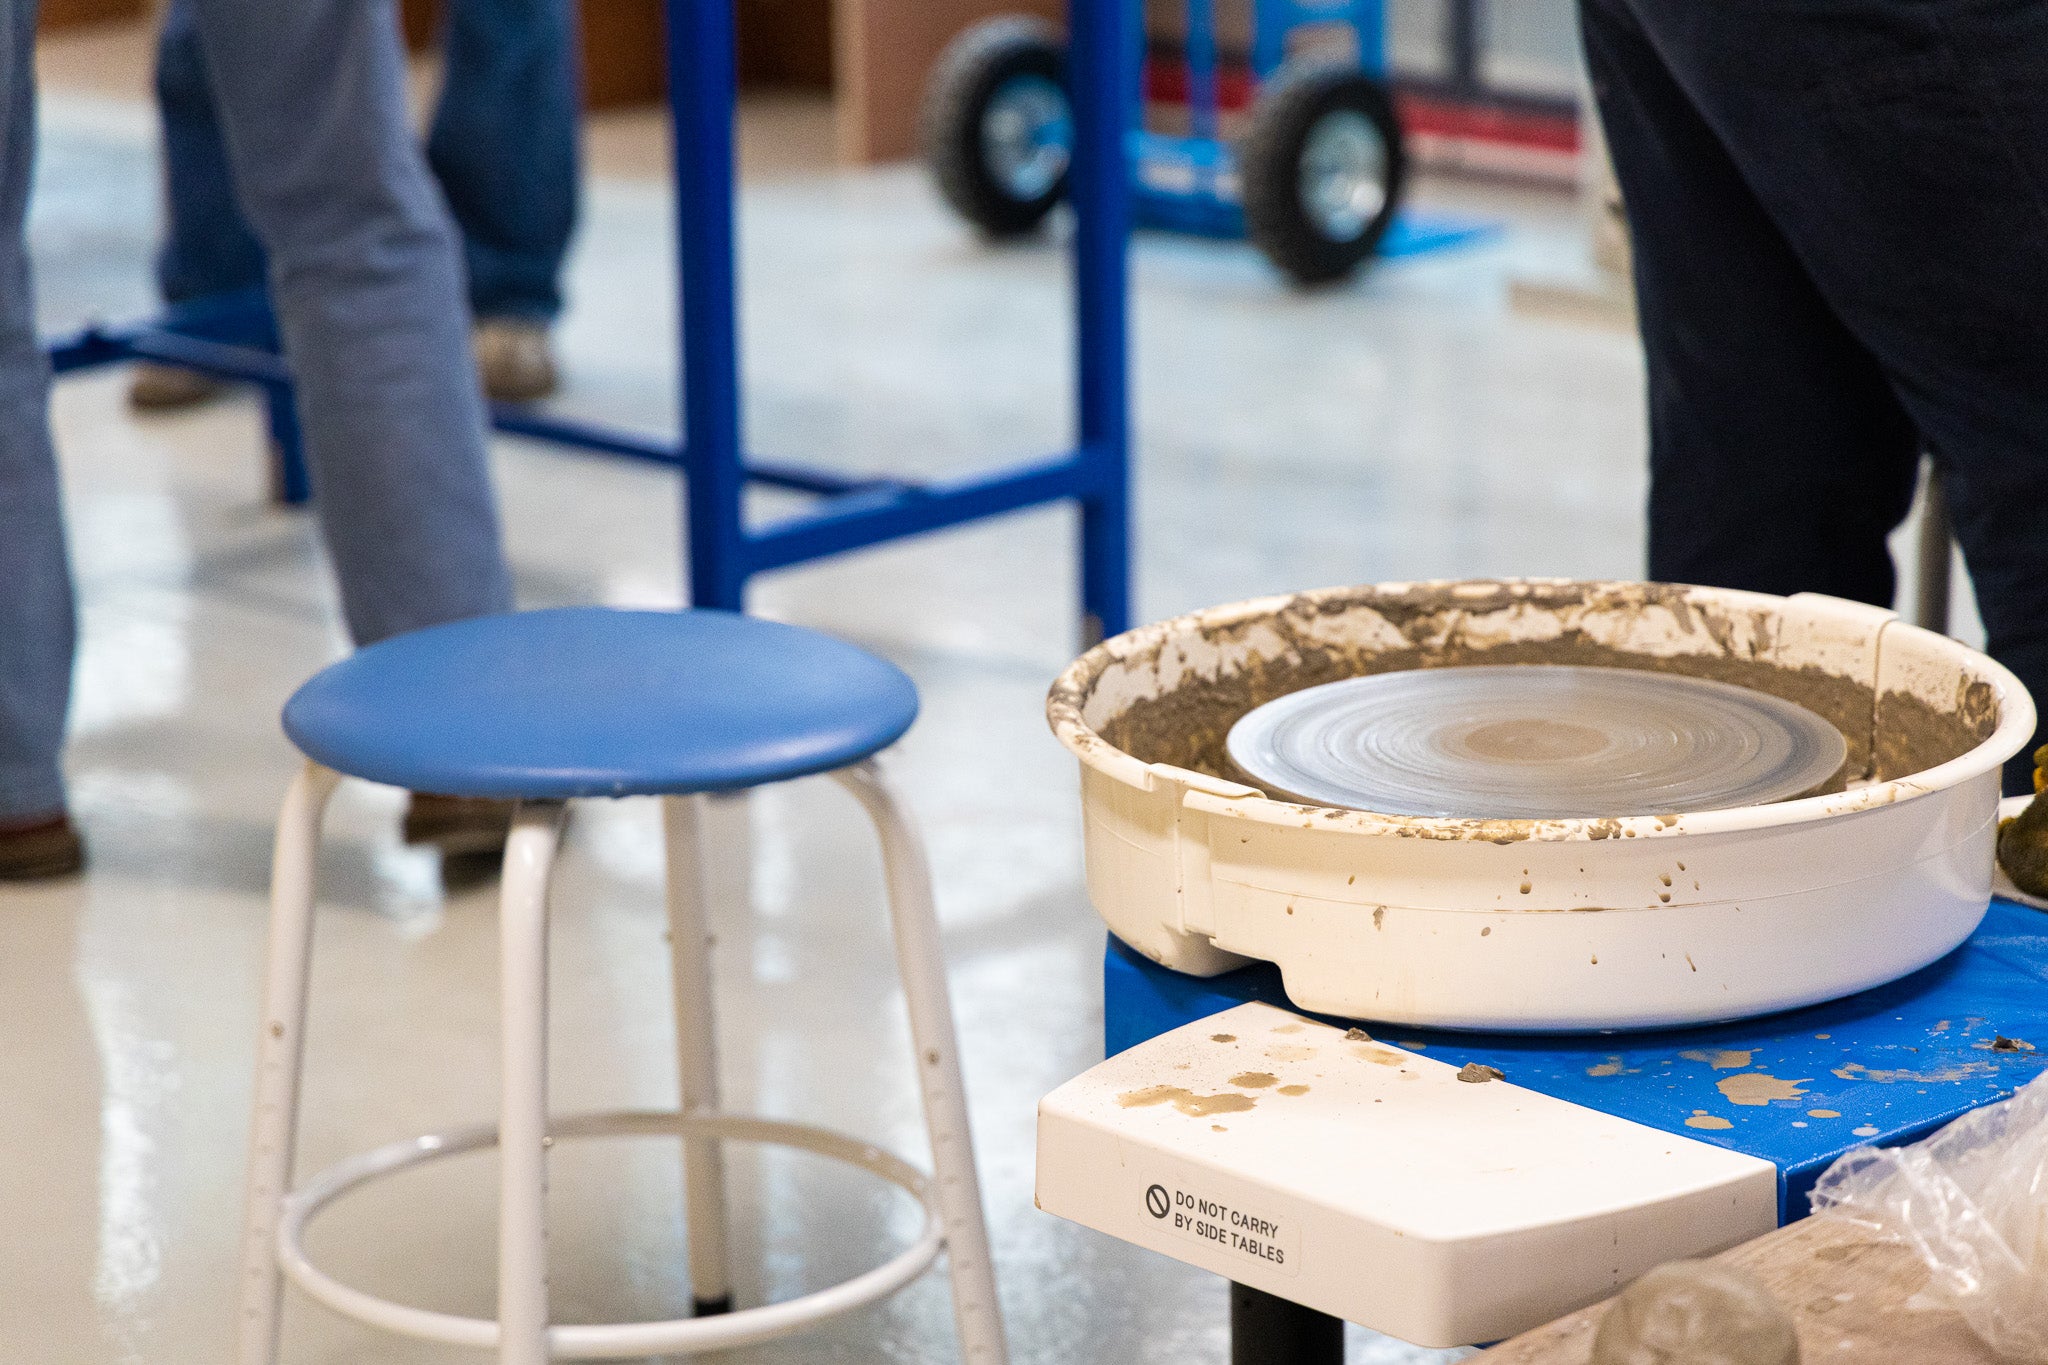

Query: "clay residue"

xmin=1079 ymin=581 xmax=1889 ymax=795
xmin=1686 ymin=1112 xmax=1734 ymax=1131
xmin=1874 ymin=682 xmax=1996 ymax=780
xmin=1834 ymin=1060 xmax=1996 ymax=1084
xmin=1209 ymin=1033 xmax=1237 ymax=1043
xmin=1587 ymin=1056 xmax=1642 ymax=1078
xmin=1229 ymin=1071 xmax=1278 ymax=1089
xmin=1808 ymin=1109 xmax=1842 ymax=1119
xmin=1117 ymin=1085 xmax=1257 ymax=1117
xmin=1457 ymin=1063 xmax=1505 ymax=1084
xmin=1682 ymin=1049 xmax=1756 ymax=1071
xmin=1717 ymin=1073 xmax=1809 ymax=1106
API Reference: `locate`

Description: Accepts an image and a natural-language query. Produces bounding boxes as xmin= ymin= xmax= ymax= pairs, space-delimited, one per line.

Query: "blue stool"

xmin=234 ymin=608 xmax=1007 ymax=1365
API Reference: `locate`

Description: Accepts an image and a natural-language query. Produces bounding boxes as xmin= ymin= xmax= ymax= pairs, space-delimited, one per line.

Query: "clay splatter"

xmin=1230 ymin=1072 xmax=1279 ymax=1089
xmin=1278 ymin=1084 xmax=1310 ymax=1096
xmin=1117 ymin=1085 xmax=1257 ymax=1117
xmin=1833 ymin=1060 xmax=1995 ymax=1084
xmin=1985 ymin=1036 xmax=2035 ymax=1053
xmin=1853 ymin=1125 xmax=1881 ymax=1137
xmin=1681 ymin=1049 xmax=1755 ymax=1071
xmin=1586 ymin=1056 xmax=1640 ymax=1078
xmin=1272 ymin=1023 xmax=1305 ymax=1035
xmin=1807 ymin=1109 xmax=1842 ymax=1119
xmin=1717 ymin=1073 xmax=1809 ymax=1106
xmin=1457 ymin=1063 xmax=1505 ymax=1084
xmin=1373 ymin=907 xmax=1385 ymax=930
xmin=1686 ymin=1112 xmax=1734 ymax=1131
xmin=1210 ymin=1034 xmax=1237 ymax=1043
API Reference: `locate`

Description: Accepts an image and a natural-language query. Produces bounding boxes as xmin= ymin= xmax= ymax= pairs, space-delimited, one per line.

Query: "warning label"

xmin=1140 ymin=1179 xmax=1300 ymax=1277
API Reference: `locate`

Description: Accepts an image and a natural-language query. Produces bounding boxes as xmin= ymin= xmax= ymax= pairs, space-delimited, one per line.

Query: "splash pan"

xmin=1047 ymin=581 xmax=2035 ymax=1031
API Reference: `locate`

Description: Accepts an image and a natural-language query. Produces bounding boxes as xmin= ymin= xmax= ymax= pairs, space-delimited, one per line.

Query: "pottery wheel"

xmin=1226 ymin=665 xmax=1848 ymax=818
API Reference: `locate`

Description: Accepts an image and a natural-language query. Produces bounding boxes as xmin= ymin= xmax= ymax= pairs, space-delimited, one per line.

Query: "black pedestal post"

xmin=1230 ymin=1283 xmax=1345 ymax=1365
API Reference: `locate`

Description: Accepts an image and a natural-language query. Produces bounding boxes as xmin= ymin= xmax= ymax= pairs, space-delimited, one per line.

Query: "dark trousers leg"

xmin=1580 ymin=0 xmax=1923 ymax=612
xmin=1583 ymin=0 xmax=2048 ymax=792
xmin=1231 ymin=1284 xmax=1344 ymax=1365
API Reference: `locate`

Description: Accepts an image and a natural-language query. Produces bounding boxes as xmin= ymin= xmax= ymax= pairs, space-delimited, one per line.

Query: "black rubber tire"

xmin=1240 ymin=61 xmax=1407 ymax=286
xmin=920 ymin=17 xmax=1070 ymax=237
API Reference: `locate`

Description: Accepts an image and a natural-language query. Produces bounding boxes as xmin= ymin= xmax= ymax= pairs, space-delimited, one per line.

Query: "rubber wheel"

xmin=1240 ymin=61 xmax=1407 ymax=286
xmin=921 ymin=17 xmax=1071 ymax=237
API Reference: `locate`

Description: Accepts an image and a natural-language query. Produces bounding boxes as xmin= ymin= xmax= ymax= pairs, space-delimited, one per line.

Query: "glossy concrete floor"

xmin=5 ymin=61 xmax=1686 ymax=1365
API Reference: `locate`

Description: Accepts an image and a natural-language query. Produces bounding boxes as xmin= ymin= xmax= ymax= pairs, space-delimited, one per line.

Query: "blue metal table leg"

xmin=666 ymin=0 xmax=750 ymax=613
xmin=262 ymin=381 xmax=312 ymax=506
xmin=1070 ymin=0 xmax=1134 ymax=644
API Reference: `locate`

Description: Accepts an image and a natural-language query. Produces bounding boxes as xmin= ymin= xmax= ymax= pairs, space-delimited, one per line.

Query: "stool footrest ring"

xmin=274 ymin=1109 xmax=943 ymax=1359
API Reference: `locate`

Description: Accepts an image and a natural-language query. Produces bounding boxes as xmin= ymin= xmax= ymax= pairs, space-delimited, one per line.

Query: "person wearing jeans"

xmin=135 ymin=0 xmax=580 ymax=408
xmin=1580 ymin=0 xmax=2048 ymax=794
xmin=0 ymin=0 xmax=516 ymax=877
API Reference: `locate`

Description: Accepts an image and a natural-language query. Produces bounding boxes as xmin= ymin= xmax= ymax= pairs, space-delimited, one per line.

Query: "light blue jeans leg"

xmin=0 ymin=0 xmax=75 ymax=820
xmin=186 ymin=0 xmax=514 ymax=644
xmin=158 ymin=0 xmax=578 ymax=323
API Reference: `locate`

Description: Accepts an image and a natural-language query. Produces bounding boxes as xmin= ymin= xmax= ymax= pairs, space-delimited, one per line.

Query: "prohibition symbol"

xmin=1145 ymin=1184 xmax=1170 ymax=1219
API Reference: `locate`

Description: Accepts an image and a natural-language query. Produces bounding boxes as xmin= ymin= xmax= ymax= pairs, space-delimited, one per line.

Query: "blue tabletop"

xmin=1105 ymin=899 xmax=2048 ymax=1221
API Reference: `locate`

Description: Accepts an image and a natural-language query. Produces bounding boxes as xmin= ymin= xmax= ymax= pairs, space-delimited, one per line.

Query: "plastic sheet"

xmin=1589 ymin=1259 xmax=1799 ymax=1365
xmin=1810 ymin=1072 xmax=2048 ymax=1361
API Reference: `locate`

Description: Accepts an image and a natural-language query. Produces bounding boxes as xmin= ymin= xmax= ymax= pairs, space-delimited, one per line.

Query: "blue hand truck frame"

xmin=46 ymin=0 xmax=1137 ymax=643
xmin=1130 ymin=0 xmax=1387 ymax=241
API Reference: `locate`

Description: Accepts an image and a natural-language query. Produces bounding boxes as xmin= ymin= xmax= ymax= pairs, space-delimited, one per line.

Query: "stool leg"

xmin=833 ymin=761 xmax=1009 ymax=1365
xmin=236 ymin=761 xmax=342 ymax=1365
xmin=498 ymin=801 xmax=566 ymax=1365
xmin=662 ymin=794 xmax=734 ymax=1315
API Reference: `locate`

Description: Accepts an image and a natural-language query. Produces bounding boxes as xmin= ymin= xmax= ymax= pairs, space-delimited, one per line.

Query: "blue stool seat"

xmin=282 ymin=607 xmax=919 ymax=799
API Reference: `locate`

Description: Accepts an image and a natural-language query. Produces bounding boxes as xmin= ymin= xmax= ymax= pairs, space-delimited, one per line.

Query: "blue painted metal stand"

xmin=1107 ymin=900 xmax=2048 ymax=1222
xmin=43 ymin=0 xmax=1134 ymax=641
xmin=1108 ymin=898 xmax=2048 ymax=1360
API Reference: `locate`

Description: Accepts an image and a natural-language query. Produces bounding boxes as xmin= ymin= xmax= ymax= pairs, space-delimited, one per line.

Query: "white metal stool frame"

xmin=236 ymin=758 xmax=1008 ymax=1364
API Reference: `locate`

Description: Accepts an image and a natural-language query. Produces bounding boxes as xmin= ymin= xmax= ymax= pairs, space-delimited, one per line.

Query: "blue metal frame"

xmin=1131 ymin=0 xmax=1387 ymax=240
xmin=43 ymin=0 xmax=1134 ymax=640
xmin=1105 ymin=899 xmax=2048 ymax=1224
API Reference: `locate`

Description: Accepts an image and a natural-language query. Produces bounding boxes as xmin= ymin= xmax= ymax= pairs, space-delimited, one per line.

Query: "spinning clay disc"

xmin=1226 ymin=664 xmax=1847 ymax=819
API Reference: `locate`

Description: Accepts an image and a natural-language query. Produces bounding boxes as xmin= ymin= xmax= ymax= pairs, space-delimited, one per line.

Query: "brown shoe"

xmin=0 ymin=813 xmax=85 ymax=881
xmin=473 ymin=318 xmax=559 ymax=403
xmin=128 ymin=362 xmax=229 ymax=411
xmin=403 ymin=793 xmax=517 ymax=860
